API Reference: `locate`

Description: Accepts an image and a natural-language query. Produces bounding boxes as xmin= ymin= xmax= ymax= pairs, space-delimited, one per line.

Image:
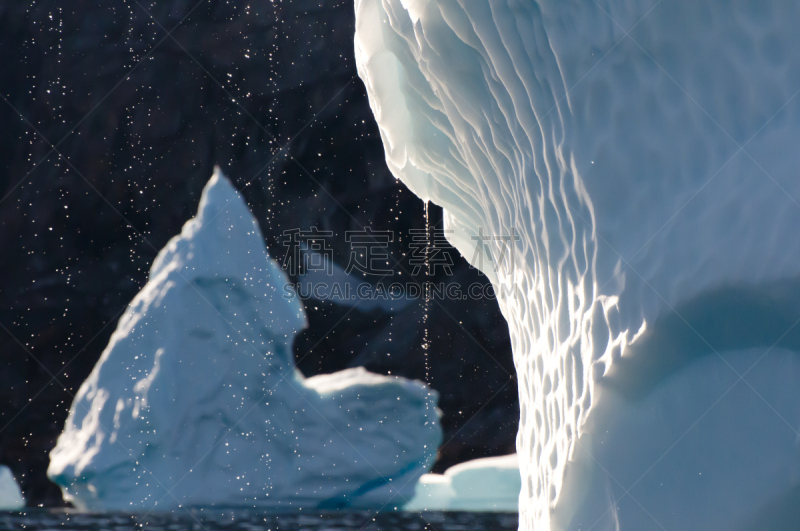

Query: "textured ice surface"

xmin=48 ymin=169 xmax=441 ymax=511
xmin=406 ymin=454 xmax=520 ymax=512
xmin=0 ymin=466 xmax=24 ymax=511
xmin=355 ymin=1 xmax=800 ymax=529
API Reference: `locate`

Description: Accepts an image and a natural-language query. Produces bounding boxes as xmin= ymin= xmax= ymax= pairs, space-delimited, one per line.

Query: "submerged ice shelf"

xmin=406 ymin=454 xmax=520 ymax=513
xmin=355 ymin=1 xmax=800 ymax=529
xmin=48 ymin=169 xmax=441 ymax=511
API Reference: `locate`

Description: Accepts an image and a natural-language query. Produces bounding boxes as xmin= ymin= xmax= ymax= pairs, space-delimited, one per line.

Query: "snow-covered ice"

xmin=0 ymin=466 xmax=24 ymax=511
xmin=406 ymin=454 xmax=520 ymax=512
xmin=355 ymin=1 xmax=800 ymax=529
xmin=48 ymin=168 xmax=441 ymax=511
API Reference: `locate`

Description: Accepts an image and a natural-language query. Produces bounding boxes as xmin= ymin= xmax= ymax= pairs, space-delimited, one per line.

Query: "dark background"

xmin=0 ymin=0 xmax=517 ymax=506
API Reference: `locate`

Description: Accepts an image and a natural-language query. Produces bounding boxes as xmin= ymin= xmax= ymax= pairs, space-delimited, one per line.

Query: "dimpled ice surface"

xmin=355 ymin=1 xmax=800 ymax=529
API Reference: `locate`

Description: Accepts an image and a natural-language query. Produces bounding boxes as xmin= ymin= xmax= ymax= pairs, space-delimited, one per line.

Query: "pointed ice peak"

xmin=191 ymin=166 xmax=250 ymax=236
xmin=150 ymin=166 xmax=267 ymax=282
xmin=146 ymin=166 xmax=306 ymax=342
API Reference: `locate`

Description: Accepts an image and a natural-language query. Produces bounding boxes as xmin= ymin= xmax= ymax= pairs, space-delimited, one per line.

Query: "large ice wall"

xmin=355 ymin=1 xmax=800 ymax=529
xmin=48 ymin=168 xmax=441 ymax=511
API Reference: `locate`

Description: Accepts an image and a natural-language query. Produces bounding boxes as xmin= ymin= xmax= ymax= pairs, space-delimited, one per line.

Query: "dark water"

xmin=0 ymin=510 xmax=518 ymax=530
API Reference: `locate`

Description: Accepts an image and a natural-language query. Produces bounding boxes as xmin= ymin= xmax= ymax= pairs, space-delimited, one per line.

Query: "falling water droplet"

xmin=422 ymin=200 xmax=435 ymax=463
xmin=422 ymin=200 xmax=431 ymax=379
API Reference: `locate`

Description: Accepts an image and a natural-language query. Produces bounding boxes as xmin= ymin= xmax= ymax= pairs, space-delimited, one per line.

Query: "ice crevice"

xmin=355 ymin=1 xmax=800 ymax=529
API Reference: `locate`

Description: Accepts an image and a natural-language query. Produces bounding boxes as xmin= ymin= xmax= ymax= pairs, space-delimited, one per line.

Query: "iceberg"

xmin=355 ymin=1 xmax=800 ymax=529
xmin=406 ymin=454 xmax=520 ymax=512
xmin=0 ymin=466 xmax=24 ymax=511
xmin=48 ymin=168 xmax=441 ymax=511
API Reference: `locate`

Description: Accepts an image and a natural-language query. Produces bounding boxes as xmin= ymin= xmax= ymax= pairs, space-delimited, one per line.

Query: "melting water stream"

xmin=422 ymin=201 xmax=431 ymax=380
xmin=421 ymin=201 xmax=437 ymax=465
